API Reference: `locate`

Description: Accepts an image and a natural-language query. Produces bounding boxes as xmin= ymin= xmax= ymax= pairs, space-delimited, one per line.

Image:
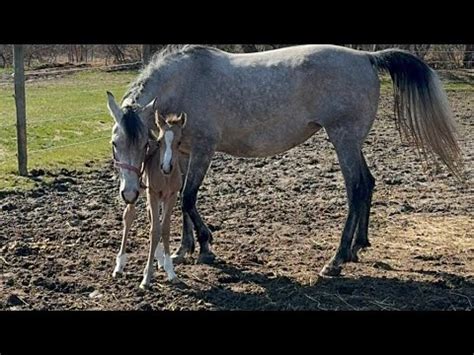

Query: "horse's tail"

xmin=368 ymin=49 xmax=463 ymax=179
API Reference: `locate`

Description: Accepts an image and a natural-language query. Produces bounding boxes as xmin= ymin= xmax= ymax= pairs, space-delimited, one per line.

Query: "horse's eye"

xmin=112 ymin=142 xmax=117 ymax=147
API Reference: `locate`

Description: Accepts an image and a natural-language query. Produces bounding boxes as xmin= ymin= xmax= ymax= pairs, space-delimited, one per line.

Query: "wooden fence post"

xmin=13 ymin=44 xmax=27 ymax=176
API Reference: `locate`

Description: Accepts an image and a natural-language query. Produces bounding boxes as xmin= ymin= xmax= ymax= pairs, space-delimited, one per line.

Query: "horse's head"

xmin=107 ymin=92 xmax=155 ymax=204
xmin=155 ymin=109 xmax=187 ymax=176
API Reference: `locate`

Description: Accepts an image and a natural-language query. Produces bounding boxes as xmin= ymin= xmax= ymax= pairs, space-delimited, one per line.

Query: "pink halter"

xmin=113 ymin=141 xmax=159 ymax=188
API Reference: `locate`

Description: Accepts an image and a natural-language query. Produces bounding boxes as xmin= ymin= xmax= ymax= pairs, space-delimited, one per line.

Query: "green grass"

xmin=0 ymin=70 xmax=137 ymax=191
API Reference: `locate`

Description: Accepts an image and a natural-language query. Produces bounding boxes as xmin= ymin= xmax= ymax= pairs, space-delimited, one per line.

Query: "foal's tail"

xmin=368 ymin=49 xmax=463 ymax=179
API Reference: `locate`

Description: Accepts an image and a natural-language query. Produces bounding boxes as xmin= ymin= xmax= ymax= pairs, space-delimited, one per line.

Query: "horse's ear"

xmin=152 ymin=97 xmax=159 ymax=111
xmin=106 ymin=91 xmax=123 ymax=123
xmin=179 ymin=112 xmax=187 ymax=129
xmin=139 ymin=97 xmax=158 ymax=127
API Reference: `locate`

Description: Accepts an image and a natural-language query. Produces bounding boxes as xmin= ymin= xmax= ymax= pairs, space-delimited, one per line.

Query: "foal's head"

xmin=106 ymin=92 xmax=155 ymax=204
xmin=155 ymin=110 xmax=187 ymax=175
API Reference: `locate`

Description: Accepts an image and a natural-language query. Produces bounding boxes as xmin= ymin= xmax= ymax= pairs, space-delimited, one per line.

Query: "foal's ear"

xmin=106 ymin=91 xmax=123 ymax=123
xmin=178 ymin=112 xmax=187 ymax=129
xmin=155 ymin=110 xmax=167 ymax=130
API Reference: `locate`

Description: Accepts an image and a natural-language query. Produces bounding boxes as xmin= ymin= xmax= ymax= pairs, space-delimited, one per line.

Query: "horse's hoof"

xmin=171 ymin=253 xmax=187 ymax=265
xmin=319 ymin=263 xmax=342 ymax=278
xmin=168 ymin=277 xmax=182 ymax=285
xmin=112 ymin=271 xmax=123 ymax=278
xmin=197 ymin=252 xmax=216 ymax=265
xmin=349 ymin=252 xmax=360 ymax=263
xmin=350 ymin=242 xmax=370 ymax=262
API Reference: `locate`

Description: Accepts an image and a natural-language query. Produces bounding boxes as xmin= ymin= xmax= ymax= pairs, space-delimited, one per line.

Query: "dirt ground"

xmin=1 ymin=90 xmax=473 ymax=311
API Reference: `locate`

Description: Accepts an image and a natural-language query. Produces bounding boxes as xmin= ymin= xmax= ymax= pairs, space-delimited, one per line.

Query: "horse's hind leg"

xmin=320 ymin=130 xmax=368 ymax=277
xmin=113 ymin=203 xmax=136 ymax=277
xmin=172 ymin=154 xmax=196 ymax=264
xmin=350 ymin=155 xmax=375 ymax=262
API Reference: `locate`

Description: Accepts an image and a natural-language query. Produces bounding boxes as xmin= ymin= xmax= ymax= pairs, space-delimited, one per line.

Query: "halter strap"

xmin=113 ymin=140 xmax=160 ymax=189
xmin=114 ymin=161 xmax=142 ymax=176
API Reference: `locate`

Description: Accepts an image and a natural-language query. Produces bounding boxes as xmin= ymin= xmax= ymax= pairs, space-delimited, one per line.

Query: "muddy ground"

xmin=0 ymin=91 xmax=473 ymax=310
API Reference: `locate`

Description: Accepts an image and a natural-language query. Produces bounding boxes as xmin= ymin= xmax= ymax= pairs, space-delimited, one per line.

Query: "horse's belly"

xmin=217 ymin=122 xmax=322 ymax=158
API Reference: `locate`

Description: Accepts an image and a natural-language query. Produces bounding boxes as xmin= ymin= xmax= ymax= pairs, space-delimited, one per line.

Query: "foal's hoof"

xmin=319 ymin=263 xmax=342 ymax=278
xmin=139 ymin=282 xmax=151 ymax=290
xmin=197 ymin=252 xmax=216 ymax=265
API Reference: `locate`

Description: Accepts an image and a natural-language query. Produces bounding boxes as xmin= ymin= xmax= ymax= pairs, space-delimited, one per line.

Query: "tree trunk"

xmin=142 ymin=45 xmax=151 ymax=65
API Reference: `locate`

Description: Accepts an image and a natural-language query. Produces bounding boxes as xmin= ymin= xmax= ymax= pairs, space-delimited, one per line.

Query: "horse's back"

xmin=192 ymin=45 xmax=380 ymax=122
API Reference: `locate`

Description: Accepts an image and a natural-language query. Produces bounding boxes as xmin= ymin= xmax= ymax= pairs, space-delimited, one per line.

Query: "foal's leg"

xmin=172 ymin=154 xmax=196 ymax=264
xmin=320 ymin=133 xmax=366 ymax=277
xmin=350 ymin=154 xmax=375 ymax=262
xmin=181 ymin=149 xmax=216 ymax=264
xmin=161 ymin=193 xmax=179 ymax=283
xmin=140 ymin=191 xmax=161 ymax=289
xmin=113 ymin=203 xmax=136 ymax=277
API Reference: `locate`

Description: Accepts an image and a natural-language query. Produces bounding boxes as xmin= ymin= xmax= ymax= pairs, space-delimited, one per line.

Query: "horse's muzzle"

xmin=121 ymin=189 xmax=139 ymax=205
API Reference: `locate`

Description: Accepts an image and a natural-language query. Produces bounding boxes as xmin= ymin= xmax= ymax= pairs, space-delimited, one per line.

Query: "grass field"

xmin=0 ymin=69 xmax=471 ymax=192
xmin=0 ymin=70 xmax=137 ymax=191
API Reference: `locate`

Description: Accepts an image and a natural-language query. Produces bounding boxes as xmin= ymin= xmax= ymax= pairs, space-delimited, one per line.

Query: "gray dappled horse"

xmin=106 ymin=45 xmax=462 ymax=277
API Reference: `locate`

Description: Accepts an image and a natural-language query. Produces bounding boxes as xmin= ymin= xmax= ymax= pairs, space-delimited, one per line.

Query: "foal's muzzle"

xmin=161 ymin=163 xmax=173 ymax=175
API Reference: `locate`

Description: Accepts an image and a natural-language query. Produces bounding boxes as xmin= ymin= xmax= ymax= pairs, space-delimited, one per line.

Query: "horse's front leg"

xmin=172 ymin=154 xmax=195 ymax=264
xmin=113 ymin=203 xmax=136 ymax=278
xmin=181 ymin=148 xmax=216 ymax=264
xmin=140 ymin=190 xmax=161 ymax=289
xmin=161 ymin=192 xmax=179 ymax=283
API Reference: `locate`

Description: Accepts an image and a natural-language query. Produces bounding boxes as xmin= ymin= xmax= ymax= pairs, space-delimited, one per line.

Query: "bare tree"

xmin=413 ymin=44 xmax=431 ymax=59
xmin=464 ymin=44 xmax=473 ymax=69
xmin=107 ymin=45 xmax=126 ymax=63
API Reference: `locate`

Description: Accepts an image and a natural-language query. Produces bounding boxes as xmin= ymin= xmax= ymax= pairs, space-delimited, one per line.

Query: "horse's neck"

xmin=124 ymin=61 xmax=189 ymax=109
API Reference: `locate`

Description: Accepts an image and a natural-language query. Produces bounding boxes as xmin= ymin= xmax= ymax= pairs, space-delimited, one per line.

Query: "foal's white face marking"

xmin=162 ymin=130 xmax=175 ymax=174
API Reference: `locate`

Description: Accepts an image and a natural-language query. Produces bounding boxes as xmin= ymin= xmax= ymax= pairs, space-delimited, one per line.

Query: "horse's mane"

xmin=122 ymin=45 xmax=217 ymax=106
